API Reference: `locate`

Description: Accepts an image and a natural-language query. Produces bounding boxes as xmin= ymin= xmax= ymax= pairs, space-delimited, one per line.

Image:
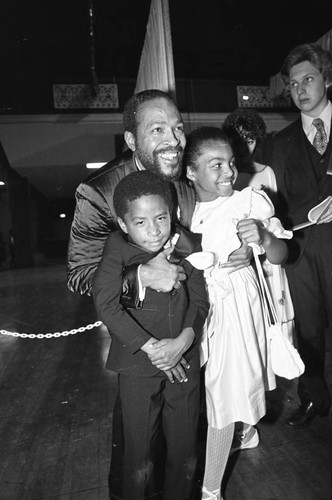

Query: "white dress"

xmin=191 ymin=187 xmax=290 ymax=429
xmin=237 ymin=163 xmax=295 ymax=342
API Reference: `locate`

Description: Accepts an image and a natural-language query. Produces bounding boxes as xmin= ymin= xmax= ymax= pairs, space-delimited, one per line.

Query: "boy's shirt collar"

xmin=302 ymin=100 xmax=332 ymax=142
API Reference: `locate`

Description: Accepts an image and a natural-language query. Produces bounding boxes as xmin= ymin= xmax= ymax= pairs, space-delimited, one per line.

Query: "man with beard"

xmin=67 ymin=89 xmax=250 ymax=499
xmin=67 ymin=89 xmax=248 ymax=298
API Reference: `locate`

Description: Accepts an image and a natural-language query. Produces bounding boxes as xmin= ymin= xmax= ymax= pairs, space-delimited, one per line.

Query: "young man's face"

xmin=127 ymin=97 xmax=186 ymax=182
xmin=288 ymin=60 xmax=330 ymax=117
xmin=118 ymin=194 xmax=171 ymax=253
xmin=187 ymin=140 xmax=238 ymax=202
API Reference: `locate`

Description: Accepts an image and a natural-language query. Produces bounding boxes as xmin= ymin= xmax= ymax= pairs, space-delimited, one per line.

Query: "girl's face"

xmin=186 ymin=140 xmax=238 ymax=202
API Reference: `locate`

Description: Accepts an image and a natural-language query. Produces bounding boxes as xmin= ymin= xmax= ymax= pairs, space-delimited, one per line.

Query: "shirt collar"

xmin=302 ymin=100 xmax=332 ymax=138
xmin=134 ymin=153 xmax=143 ymax=171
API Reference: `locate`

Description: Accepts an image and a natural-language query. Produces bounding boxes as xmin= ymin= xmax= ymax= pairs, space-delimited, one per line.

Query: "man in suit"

xmin=270 ymin=43 xmax=332 ymax=428
xmin=67 ymin=88 xmax=251 ymax=498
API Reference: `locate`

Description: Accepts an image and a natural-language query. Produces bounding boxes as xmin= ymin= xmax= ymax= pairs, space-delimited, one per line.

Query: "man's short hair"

xmin=113 ymin=170 xmax=173 ymax=220
xmin=280 ymin=43 xmax=332 ymax=83
xmin=123 ymin=89 xmax=175 ymax=137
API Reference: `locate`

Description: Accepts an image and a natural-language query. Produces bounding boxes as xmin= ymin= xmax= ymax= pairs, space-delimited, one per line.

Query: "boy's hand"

xmin=147 ymin=338 xmax=185 ymax=370
xmin=164 ymin=361 xmax=189 ymax=384
xmin=148 ymin=328 xmax=194 ymax=371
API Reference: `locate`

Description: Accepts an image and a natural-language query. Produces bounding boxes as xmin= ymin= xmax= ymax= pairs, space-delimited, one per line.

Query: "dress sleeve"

xmin=249 ymin=188 xmax=293 ymax=240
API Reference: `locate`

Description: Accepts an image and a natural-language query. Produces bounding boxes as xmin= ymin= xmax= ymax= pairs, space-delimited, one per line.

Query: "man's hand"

xmin=139 ymin=246 xmax=187 ymax=292
xmin=219 ymin=241 xmax=253 ymax=272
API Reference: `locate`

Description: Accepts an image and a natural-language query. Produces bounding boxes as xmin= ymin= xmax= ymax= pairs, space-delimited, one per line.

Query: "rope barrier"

xmin=0 ymin=321 xmax=103 ymax=339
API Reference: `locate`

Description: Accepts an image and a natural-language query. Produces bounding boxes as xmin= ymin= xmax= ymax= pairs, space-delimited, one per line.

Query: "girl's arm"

xmin=236 ymin=218 xmax=288 ymax=265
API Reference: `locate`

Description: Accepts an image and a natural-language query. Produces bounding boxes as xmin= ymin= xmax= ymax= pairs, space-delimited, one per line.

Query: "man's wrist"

xmin=139 ymin=263 xmax=150 ymax=288
xmin=137 ymin=264 xmax=146 ymax=301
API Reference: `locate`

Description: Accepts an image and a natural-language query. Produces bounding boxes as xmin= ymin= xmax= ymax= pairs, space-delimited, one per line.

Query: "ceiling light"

xmin=86 ymin=162 xmax=107 ymax=169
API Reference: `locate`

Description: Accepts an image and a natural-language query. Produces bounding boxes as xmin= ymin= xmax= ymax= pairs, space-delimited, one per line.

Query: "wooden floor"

xmin=0 ymin=261 xmax=331 ymax=500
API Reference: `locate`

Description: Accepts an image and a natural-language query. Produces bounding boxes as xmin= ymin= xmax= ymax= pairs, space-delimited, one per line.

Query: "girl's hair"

xmin=113 ymin=170 xmax=173 ymax=220
xmin=184 ymin=126 xmax=238 ymax=170
xmin=280 ymin=43 xmax=332 ymax=83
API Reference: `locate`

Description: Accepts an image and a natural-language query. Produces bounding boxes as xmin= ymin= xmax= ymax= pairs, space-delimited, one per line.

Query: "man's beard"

xmin=136 ymin=147 xmax=183 ymax=182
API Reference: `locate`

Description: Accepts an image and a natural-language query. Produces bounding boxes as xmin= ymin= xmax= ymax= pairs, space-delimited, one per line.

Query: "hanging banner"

xmin=134 ymin=0 xmax=176 ymax=101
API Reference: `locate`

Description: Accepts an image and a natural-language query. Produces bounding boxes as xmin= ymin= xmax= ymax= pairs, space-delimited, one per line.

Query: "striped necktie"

xmin=312 ymin=118 xmax=328 ymax=155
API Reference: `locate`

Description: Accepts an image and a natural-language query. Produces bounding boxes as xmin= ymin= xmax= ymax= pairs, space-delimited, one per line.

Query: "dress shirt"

xmin=302 ymin=100 xmax=332 ymax=145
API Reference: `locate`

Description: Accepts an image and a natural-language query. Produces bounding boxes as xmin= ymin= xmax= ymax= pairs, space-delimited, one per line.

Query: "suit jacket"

xmin=92 ymin=230 xmax=209 ymax=376
xmin=270 ymin=116 xmax=332 ymax=266
xmin=67 ymin=149 xmax=196 ymax=295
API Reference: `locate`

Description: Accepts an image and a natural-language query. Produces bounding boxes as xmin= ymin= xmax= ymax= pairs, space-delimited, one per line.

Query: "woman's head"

xmin=185 ymin=126 xmax=238 ymax=202
xmin=224 ymin=108 xmax=266 ymax=157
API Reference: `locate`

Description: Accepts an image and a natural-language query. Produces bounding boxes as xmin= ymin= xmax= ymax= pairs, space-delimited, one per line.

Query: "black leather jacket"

xmin=67 ymin=149 xmax=196 ymax=295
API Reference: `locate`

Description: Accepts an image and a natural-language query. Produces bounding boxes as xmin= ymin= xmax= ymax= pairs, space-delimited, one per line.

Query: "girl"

xmin=184 ymin=126 xmax=292 ymax=500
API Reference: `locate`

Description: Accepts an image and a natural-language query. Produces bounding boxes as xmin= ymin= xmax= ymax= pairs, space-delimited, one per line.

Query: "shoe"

xmin=229 ymin=425 xmax=259 ymax=455
xmin=286 ymin=401 xmax=321 ymax=428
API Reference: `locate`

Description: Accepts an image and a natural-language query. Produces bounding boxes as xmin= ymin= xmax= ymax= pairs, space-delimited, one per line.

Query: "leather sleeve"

xmin=67 ymin=183 xmax=116 ymax=295
xmin=67 ymin=152 xmax=136 ymax=296
xmin=121 ymin=264 xmax=142 ymax=309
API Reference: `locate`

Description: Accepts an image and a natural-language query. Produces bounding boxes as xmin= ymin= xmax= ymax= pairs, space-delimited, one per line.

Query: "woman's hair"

xmin=223 ymin=108 xmax=266 ymax=142
xmin=123 ymin=89 xmax=175 ymax=137
xmin=113 ymin=170 xmax=173 ymax=220
xmin=223 ymin=108 xmax=267 ymax=168
xmin=280 ymin=43 xmax=332 ymax=83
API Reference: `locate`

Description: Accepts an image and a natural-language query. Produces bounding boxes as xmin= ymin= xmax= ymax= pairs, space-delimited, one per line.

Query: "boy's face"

xmin=186 ymin=140 xmax=238 ymax=202
xmin=118 ymin=195 xmax=171 ymax=253
xmin=288 ymin=60 xmax=330 ymax=118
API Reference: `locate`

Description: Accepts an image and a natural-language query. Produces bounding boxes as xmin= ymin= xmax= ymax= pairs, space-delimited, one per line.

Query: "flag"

xmin=134 ymin=0 xmax=176 ymax=101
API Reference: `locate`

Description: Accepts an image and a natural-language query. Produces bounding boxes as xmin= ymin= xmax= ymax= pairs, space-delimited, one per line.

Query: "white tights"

xmin=201 ymin=422 xmax=235 ymax=500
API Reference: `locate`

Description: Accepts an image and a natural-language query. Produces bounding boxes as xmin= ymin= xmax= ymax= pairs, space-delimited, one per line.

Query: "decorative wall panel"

xmin=237 ymin=85 xmax=291 ymax=108
xmin=53 ymin=84 xmax=119 ymax=109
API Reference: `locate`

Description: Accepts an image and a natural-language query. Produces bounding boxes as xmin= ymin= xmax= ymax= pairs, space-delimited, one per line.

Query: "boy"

xmin=270 ymin=43 xmax=332 ymax=428
xmin=92 ymin=170 xmax=209 ymax=500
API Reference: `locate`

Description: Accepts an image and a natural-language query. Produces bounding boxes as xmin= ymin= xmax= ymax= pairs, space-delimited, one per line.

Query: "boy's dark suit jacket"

xmin=271 ymin=116 xmax=332 ymax=267
xmin=92 ymin=230 xmax=209 ymax=376
xmin=270 ymin=115 xmax=332 ymax=412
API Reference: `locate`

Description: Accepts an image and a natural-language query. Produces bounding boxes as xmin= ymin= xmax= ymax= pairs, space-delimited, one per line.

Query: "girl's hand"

xmin=236 ymin=218 xmax=265 ymax=246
